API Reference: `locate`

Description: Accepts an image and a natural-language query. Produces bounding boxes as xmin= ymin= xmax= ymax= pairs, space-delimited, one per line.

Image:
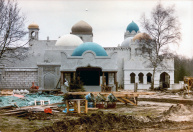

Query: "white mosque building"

xmin=0 ymin=20 xmax=174 ymax=92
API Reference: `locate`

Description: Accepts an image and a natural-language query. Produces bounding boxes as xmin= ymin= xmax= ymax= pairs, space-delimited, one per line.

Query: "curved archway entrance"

xmin=130 ymin=73 xmax=135 ymax=83
xmin=160 ymin=72 xmax=170 ymax=88
xmin=76 ymin=67 xmax=102 ymax=86
xmin=138 ymin=73 xmax=144 ymax=84
xmin=147 ymin=73 xmax=152 ymax=83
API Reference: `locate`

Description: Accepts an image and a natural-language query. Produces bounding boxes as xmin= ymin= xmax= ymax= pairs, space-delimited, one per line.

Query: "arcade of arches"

xmin=130 ymin=72 xmax=170 ymax=88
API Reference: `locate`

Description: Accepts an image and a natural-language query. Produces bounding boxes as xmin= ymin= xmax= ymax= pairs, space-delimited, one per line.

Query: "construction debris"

xmin=0 ymin=93 xmax=64 ymax=107
xmin=0 ymin=89 xmax=13 ymax=96
xmin=0 ymin=103 xmax=61 ymax=116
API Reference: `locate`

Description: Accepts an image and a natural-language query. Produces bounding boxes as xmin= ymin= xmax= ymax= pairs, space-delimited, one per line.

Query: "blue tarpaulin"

xmin=0 ymin=93 xmax=64 ymax=107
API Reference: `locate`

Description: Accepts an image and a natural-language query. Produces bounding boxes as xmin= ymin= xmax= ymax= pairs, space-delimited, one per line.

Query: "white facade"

xmin=0 ymin=20 xmax=174 ymax=91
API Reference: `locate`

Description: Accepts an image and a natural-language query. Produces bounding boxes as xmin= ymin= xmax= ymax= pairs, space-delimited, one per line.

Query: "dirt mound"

xmin=163 ymin=104 xmax=191 ymax=116
xmin=18 ymin=111 xmax=55 ymax=120
xmin=35 ymin=111 xmax=148 ymax=131
xmin=35 ymin=111 xmax=185 ymax=132
xmin=162 ymin=104 xmax=193 ymax=122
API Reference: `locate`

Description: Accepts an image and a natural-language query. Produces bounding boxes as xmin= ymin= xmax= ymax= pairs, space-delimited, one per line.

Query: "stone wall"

xmin=0 ymin=70 xmax=38 ymax=89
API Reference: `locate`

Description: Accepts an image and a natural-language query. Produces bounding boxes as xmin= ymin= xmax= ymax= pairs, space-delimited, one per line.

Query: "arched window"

xmin=138 ymin=73 xmax=144 ymax=83
xmin=160 ymin=72 xmax=170 ymax=88
xmin=130 ymin=73 xmax=135 ymax=83
xmin=147 ymin=73 xmax=152 ymax=83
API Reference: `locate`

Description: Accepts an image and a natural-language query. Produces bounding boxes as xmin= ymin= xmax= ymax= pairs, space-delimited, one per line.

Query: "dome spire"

xmin=126 ymin=21 xmax=139 ymax=33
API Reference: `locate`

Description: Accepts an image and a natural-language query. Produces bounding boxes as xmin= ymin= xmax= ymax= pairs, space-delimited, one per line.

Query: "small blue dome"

xmin=126 ymin=21 xmax=139 ymax=33
xmin=71 ymin=42 xmax=108 ymax=56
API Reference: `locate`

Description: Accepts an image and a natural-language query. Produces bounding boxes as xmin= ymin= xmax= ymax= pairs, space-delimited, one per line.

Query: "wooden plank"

xmin=134 ymin=97 xmax=136 ymax=104
xmin=67 ymin=92 xmax=155 ymax=95
xmin=0 ymin=111 xmax=26 ymax=116
xmin=0 ymin=106 xmax=13 ymax=110
xmin=88 ymin=108 xmax=98 ymax=110
xmin=117 ymin=98 xmax=126 ymax=104
xmin=52 ymin=110 xmax=60 ymax=113
xmin=113 ymin=94 xmax=138 ymax=97
xmin=66 ymin=100 xmax=69 ymax=113
xmin=77 ymin=100 xmax=80 ymax=113
xmin=85 ymin=100 xmax=88 ymax=113
xmin=121 ymin=98 xmax=137 ymax=106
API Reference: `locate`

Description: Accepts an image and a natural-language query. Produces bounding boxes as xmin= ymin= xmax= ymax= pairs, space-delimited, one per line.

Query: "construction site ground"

xmin=1 ymin=90 xmax=193 ymax=132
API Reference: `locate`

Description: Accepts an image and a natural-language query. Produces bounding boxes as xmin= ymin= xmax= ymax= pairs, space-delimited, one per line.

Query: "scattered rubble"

xmin=2 ymin=91 xmax=193 ymax=131
xmin=35 ymin=110 xmax=193 ymax=132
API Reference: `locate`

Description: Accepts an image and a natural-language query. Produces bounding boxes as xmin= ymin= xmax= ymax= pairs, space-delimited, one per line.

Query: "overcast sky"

xmin=18 ymin=0 xmax=193 ymax=58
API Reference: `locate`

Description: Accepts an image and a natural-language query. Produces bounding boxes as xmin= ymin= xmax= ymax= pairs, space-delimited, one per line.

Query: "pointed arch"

xmin=138 ymin=73 xmax=144 ymax=83
xmin=130 ymin=73 xmax=136 ymax=83
xmin=146 ymin=73 xmax=152 ymax=83
xmin=160 ymin=72 xmax=170 ymax=88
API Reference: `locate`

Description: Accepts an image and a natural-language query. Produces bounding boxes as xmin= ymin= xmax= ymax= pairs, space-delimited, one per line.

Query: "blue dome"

xmin=71 ymin=42 xmax=108 ymax=56
xmin=126 ymin=21 xmax=139 ymax=33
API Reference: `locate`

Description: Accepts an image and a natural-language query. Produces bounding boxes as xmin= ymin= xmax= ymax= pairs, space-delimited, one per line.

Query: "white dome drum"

xmin=121 ymin=37 xmax=133 ymax=47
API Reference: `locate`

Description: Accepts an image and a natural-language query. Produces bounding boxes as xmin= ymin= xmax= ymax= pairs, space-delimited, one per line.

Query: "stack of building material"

xmin=0 ymin=104 xmax=61 ymax=116
xmin=0 ymin=89 xmax=13 ymax=96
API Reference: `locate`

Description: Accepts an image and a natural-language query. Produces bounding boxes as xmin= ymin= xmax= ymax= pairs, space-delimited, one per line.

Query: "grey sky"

xmin=18 ymin=0 xmax=193 ymax=58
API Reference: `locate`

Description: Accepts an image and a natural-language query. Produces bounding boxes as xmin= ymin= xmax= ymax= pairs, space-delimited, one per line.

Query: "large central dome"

xmin=71 ymin=42 xmax=108 ymax=56
xmin=71 ymin=20 xmax=92 ymax=34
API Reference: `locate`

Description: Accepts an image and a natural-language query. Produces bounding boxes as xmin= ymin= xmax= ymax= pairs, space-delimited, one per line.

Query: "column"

xmin=101 ymin=72 xmax=105 ymax=92
xmin=114 ymin=72 xmax=117 ymax=84
xmin=135 ymin=75 xmax=138 ymax=83
xmin=108 ymin=73 xmax=114 ymax=85
xmin=114 ymin=72 xmax=118 ymax=91
xmin=102 ymin=72 xmax=105 ymax=85
xmin=144 ymin=75 xmax=147 ymax=84
xmin=73 ymin=72 xmax=76 ymax=81
xmin=61 ymin=72 xmax=64 ymax=85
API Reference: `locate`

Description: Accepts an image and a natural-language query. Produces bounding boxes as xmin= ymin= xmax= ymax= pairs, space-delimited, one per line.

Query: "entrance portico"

xmin=60 ymin=50 xmax=118 ymax=92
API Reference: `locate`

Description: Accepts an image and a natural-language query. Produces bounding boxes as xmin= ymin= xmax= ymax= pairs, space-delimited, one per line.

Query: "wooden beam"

xmin=85 ymin=100 xmax=88 ymax=113
xmin=66 ymin=100 xmax=69 ymax=113
xmin=102 ymin=72 xmax=105 ymax=85
xmin=73 ymin=72 xmax=76 ymax=81
xmin=121 ymin=97 xmax=137 ymax=106
xmin=61 ymin=72 xmax=64 ymax=85
xmin=117 ymin=98 xmax=126 ymax=104
xmin=88 ymin=108 xmax=98 ymax=110
xmin=77 ymin=100 xmax=80 ymax=113
xmin=67 ymin=92 xmax=154 ymax=96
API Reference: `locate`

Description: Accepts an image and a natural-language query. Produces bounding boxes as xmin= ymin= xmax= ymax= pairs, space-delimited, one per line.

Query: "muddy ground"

xmin=1 ymin=91 xmax=193 ymax=132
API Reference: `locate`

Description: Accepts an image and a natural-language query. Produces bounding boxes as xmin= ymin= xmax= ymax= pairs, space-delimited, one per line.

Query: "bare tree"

xmin=0 ymin=0 xmax=28 ymax=64
xmin=139 ymin=3 xmax=181 ymax=89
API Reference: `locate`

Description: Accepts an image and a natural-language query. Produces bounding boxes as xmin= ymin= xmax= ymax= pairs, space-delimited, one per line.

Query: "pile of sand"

xmin=162 ymin=104 xmax=193 ymax=122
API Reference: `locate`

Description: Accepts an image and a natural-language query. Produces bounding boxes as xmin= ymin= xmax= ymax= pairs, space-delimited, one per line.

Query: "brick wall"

xmin=0 ymin=71 xmax=38 ymax=89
